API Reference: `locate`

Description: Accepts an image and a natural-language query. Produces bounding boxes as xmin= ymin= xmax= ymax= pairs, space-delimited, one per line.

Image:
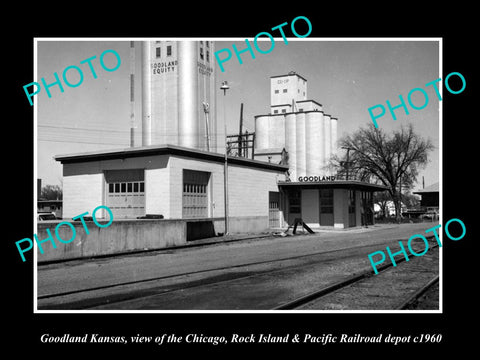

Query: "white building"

xmin=56 ymin=144 xmax=287 ymax=234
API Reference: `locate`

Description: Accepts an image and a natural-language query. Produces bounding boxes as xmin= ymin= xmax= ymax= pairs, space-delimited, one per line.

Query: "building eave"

xmin=278 ymin=180 xmax=388 ymax=191
xmin=55 ymin=144 xmax=289 ymax=172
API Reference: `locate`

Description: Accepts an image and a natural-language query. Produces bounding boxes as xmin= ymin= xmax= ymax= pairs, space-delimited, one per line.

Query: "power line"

xmin=38 ymin=124 xmax=131 ymax=133
xmin=38 ymin=125 xmax=233 ymax=137
xmin=38 ymin=138 xmax=129 ymax=146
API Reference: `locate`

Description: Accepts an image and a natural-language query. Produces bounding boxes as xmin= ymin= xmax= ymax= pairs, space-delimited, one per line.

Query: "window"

xmin=299 ymin=108 xmax=303 ymax=112
xmin=269 ymin=192 xmax=280 ymax=228
xmin=155 ymin=47 xmax=161 ymax=58
xmin=283 ymin=89 xmax=287 ymax=93
xmin=206 ymin=41 xmax=209 ymax=48
xmin=206 ymin=50 xmax=209 ymax=62
xmin=274 ymin=90 xmax=279 ymax=94
xmin=320 ymin=189 xmax=333 ymax=214
xmin=273 ymin=110 xmax=278 ymax=114
xmin=281 ymin=109 xmax=286 ymax=113
xmin=200 ymin=46 xmax=204 ymax=60
xmin=167 ymin=45 xmax=172 ymax=56
xmin=109 ymin=181 xmax=144 ymax=194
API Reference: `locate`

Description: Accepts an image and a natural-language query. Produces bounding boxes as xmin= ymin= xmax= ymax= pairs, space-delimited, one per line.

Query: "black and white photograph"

xmin=7 ymin=8 xmax=476 ymax=355
xmin=34 ymin=38 xmax=442 ymax=312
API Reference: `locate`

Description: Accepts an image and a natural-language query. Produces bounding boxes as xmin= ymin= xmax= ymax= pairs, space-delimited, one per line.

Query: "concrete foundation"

xmin=36 ymin=215 xmax=272 ymax=263
xmin=36 ymin=219 xmax=187 ymax=263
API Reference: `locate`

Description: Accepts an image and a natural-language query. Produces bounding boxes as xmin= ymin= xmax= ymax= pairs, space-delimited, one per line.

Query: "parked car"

xmin=420 ymin=212 xmax=437 ymax=220
xmin=38 ymin=212 xmax=57 ymax=221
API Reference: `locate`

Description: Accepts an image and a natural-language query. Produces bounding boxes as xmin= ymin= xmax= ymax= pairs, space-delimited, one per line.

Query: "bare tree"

xmin=334 ymin=123 xmax=433 ymax=220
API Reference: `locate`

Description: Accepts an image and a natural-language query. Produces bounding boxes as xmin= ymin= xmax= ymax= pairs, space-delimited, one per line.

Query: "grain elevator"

xmin=141 ymin=40 xmax=219 ymax=152
xmin=254 ymin=71 xmax=338 ymax=180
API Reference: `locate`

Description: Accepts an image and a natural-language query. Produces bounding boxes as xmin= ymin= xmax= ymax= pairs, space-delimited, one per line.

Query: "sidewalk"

xmin=37 ymin=222 xmax=438 ymax=267
xmin=104 ymin=223 xmax=401 ymax=254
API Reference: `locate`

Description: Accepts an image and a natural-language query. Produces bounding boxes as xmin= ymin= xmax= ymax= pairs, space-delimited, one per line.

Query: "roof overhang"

xmin=278 ymin=180 xmax=388 ymax=192
xmin=55 ymin=144 xmax=289 ymax=172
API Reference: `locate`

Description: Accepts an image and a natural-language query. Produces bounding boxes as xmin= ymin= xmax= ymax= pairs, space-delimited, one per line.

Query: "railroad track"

xmin=37 ymin=240 xmax=404 ymax=309
xmin=396 ymin=275 xmax=439 ymax=310
xmin=274 ymin=244 xmax=440 ymax=311
xmin=38 ymin=238 xmax=440 ymax=311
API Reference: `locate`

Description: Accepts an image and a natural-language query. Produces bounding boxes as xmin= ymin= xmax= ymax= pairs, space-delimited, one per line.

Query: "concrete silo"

xmin=330 ymin=116 xmax=338 ymax=159
xmin=295 ymin=112 xmax=306 ymax=178
xmin=141 ymin=40 xmax=216 ymax=152
xmin=305 ymin=111 xmax=324 ymax=176
xmin=285 ymin=112 xmax=297 ymax=179
xmin=178 ymin=41 xmax=198 ymax=149
xmin=323 ymin=114 xmax=332 ymax=169
xmin=255 ymin=115 xmax=270 ymax=149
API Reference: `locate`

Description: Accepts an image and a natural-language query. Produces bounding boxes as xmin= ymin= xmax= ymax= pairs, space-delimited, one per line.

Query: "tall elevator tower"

xmin=255 ymin=72 xmax=338 ymax=179
xmin=142 ymin=40 xmax=218 ymax=152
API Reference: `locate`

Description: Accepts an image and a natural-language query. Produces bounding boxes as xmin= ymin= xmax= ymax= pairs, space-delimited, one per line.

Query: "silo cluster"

xmin=255 ymin=109 xmax=338 ymax=180
xmin=254 ymin=72 xmax=338 ymax=181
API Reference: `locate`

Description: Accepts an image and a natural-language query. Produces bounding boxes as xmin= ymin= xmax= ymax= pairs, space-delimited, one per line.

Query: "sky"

xmin=36 ymin=38 xmax=440 ymax=191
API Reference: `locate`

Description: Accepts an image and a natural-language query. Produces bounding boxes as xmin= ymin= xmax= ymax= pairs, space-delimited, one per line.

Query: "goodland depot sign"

xmin=298 ymin=175 xmax=336 ymax=182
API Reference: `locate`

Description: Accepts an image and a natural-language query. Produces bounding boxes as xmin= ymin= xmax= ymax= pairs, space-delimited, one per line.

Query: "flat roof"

xmin=254 ymin=108 xmax=327 ymax=118
xmin=270 ymin=72 xmax=308 ymax=83
xmin=296 ymin=99 xmax=323 ymax=108
xmin=55 ymin=144 xmax=289 ymax=172
xmin=413 ymin=182 xmax=439 ymax=194
xmin=278 ymin=180 xmax=388 ymax=191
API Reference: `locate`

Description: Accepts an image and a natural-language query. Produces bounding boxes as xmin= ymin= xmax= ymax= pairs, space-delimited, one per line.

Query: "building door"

xmin=348 ymin=190 xmax=356 ymax=227
xmin=287 ymin=189 xmax=301 ymax=225
xmin=105 ymin=169 xmax=145 ymax=218
xmin=269 ymin=191 xmax=280 ymax=228
xmin=319 ymin=188 xmax=334 ymax=226
xmin=182 ymin=169 xmax=210 ymax=218
xmin=361 ymin=191 xmax=374 ymax=226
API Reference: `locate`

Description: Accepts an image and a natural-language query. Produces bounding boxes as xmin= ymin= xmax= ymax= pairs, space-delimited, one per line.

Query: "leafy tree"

xmin=333 ymin=123 xmax=433 ymax=220
xmin=40 ymin=184 xmax=63 ymax=200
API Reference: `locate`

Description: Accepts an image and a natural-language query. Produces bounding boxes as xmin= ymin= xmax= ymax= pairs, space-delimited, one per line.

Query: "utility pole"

xmin=220 ymin=81 xmax=230 ymax=235
xmin=129 ymin=41 xmax=135 ymax=147
xmin=341 ymin=146 xmax=353 ymax=180
xmin=238 ymin=103 xmax=244 ymax=157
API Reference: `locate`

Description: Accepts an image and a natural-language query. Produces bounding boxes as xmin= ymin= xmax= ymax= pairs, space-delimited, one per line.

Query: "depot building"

xmin=253 ymin=71 xmax=387 ymax=229
xmin=55 ymin=144 xmax=288 ymax=234
xmin=277 ymin=178 xmax=386 ymax=229
xmin=55 ymin=143 xmax=386 ymax=233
